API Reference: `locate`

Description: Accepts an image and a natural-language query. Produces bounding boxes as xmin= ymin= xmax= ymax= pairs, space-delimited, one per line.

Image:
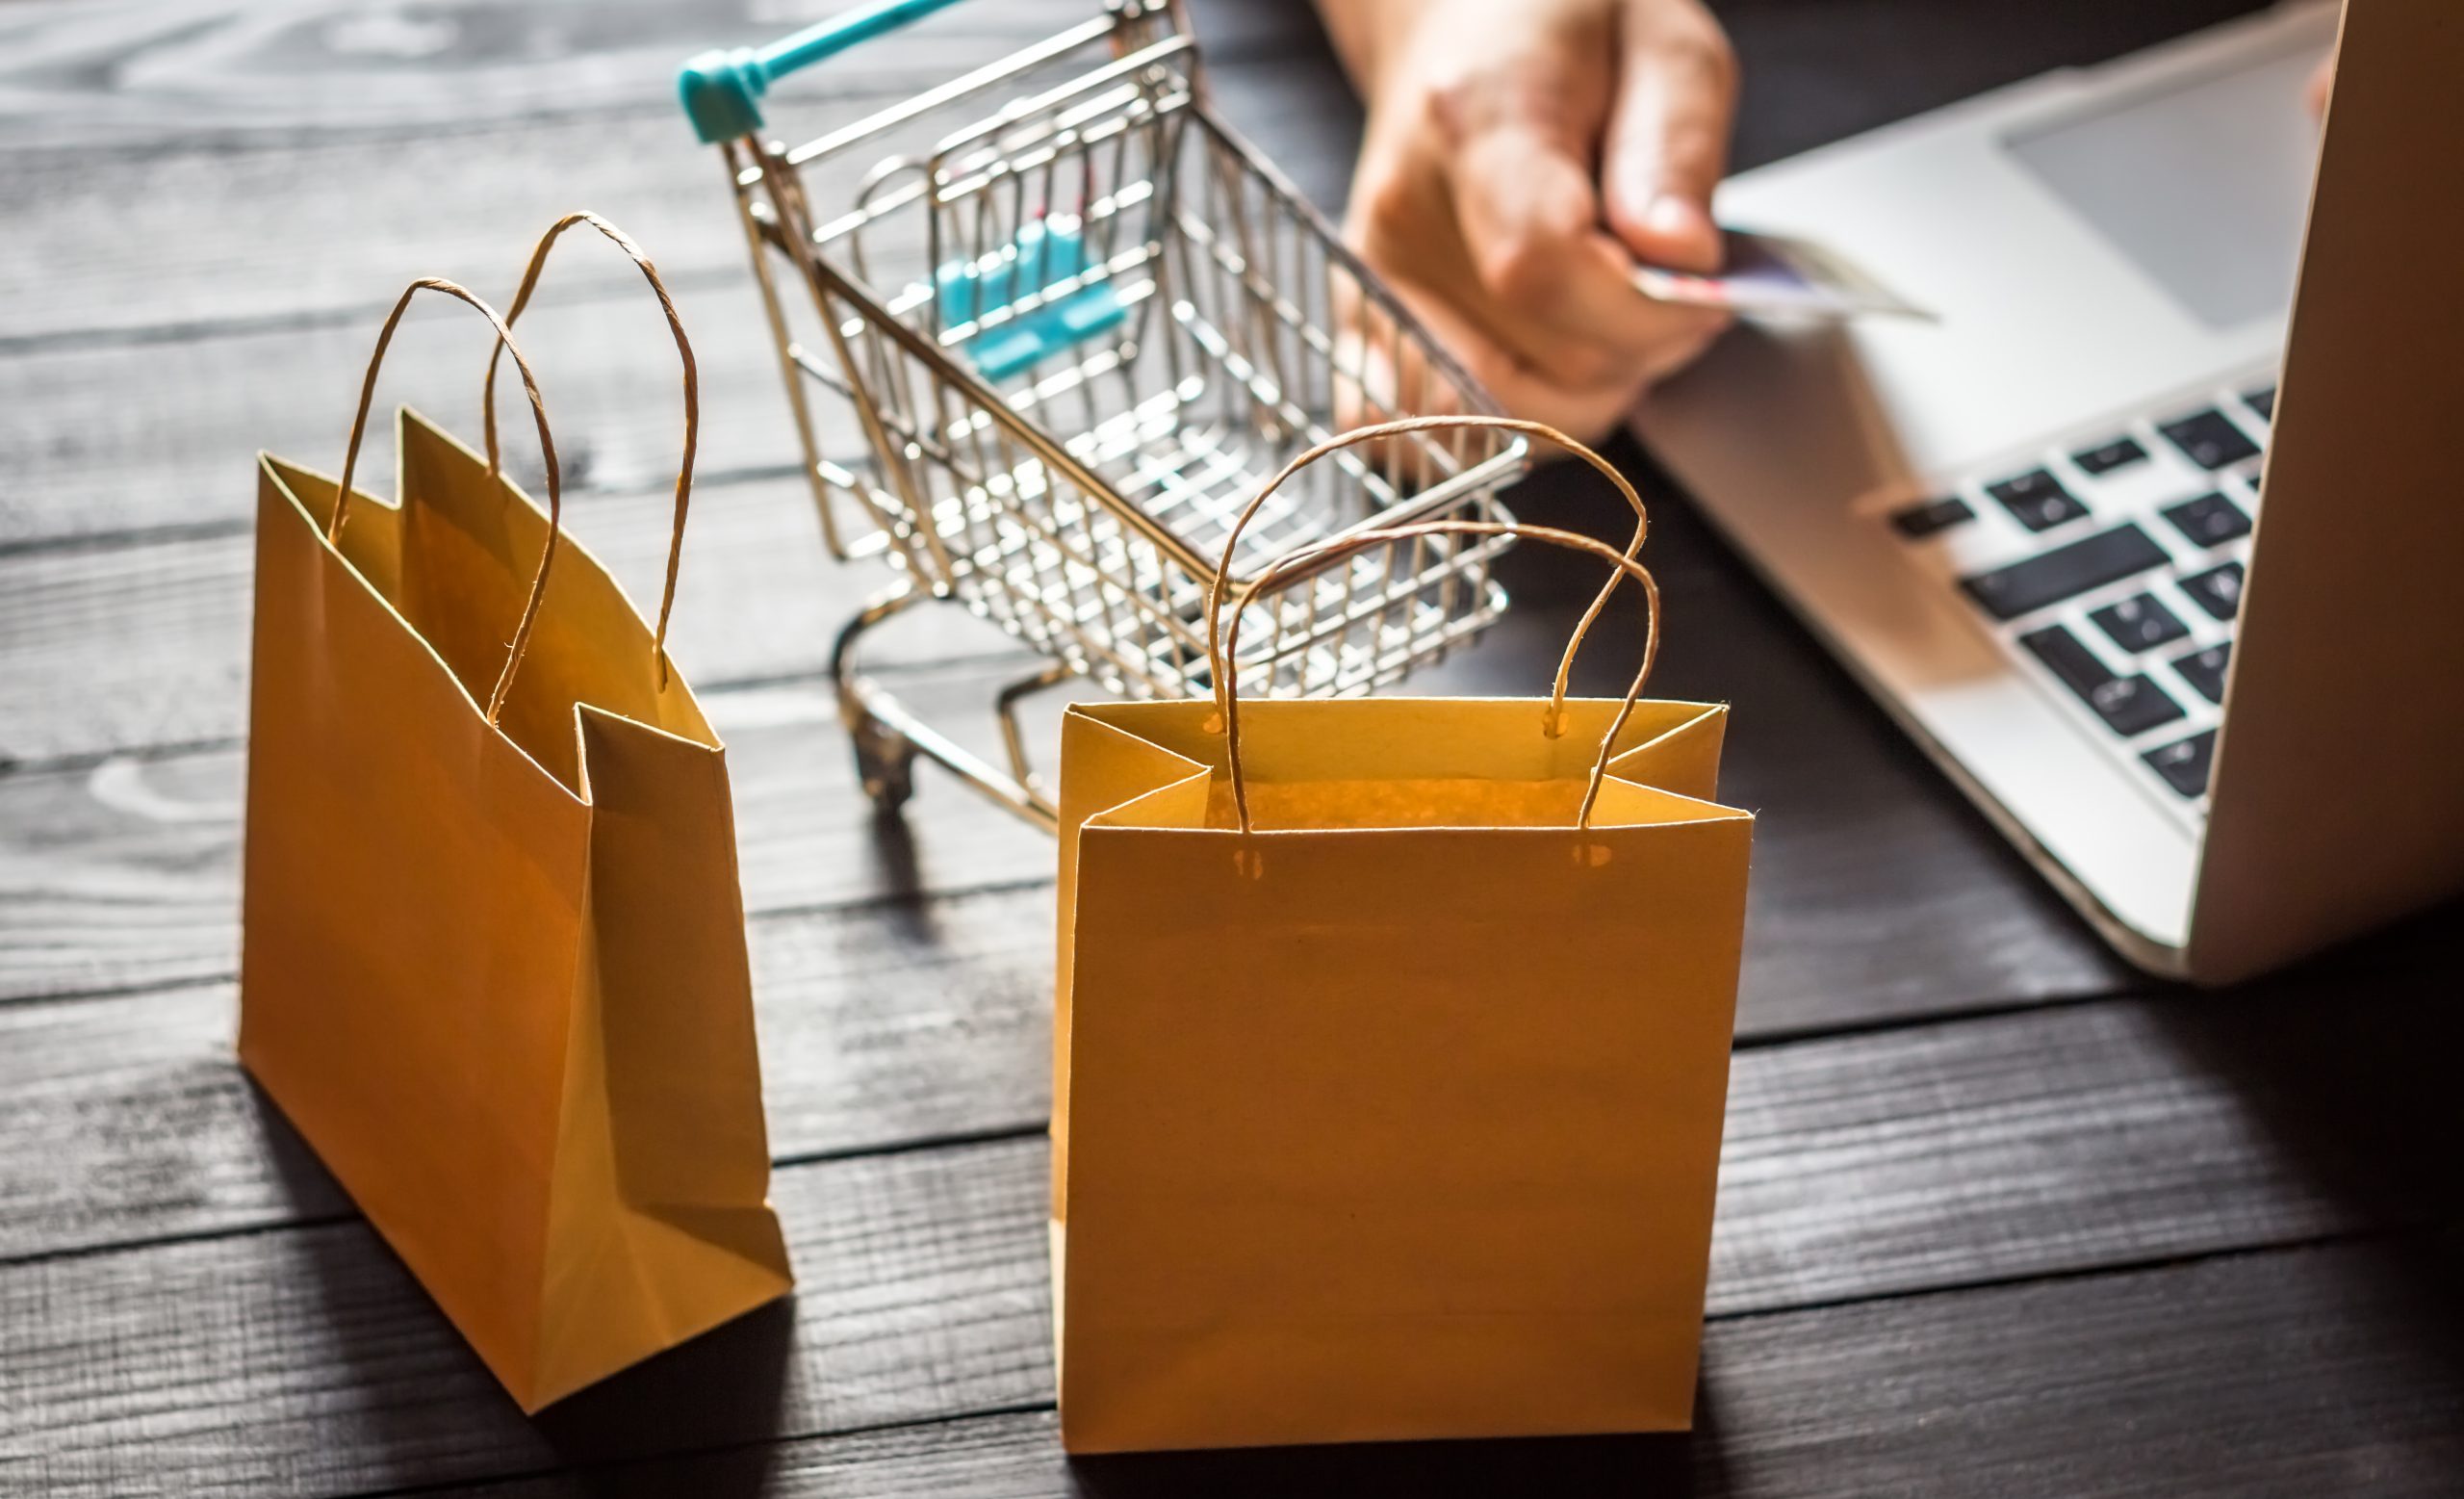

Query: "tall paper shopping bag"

xmin=1053 ymin=421 xmax=1755 ymax=1453
xmin=239 ymin=219 xmax=790 ymax=1413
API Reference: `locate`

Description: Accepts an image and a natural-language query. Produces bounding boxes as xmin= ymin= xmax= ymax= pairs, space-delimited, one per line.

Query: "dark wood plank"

xmin=413 ymin=1239 xmax=2464 ymax=1499
xmin=0 ymin=0 xmax=2281 ymax=528
xmin=0 ymin=0 xmax=1325 ymax=148
xmin=0 ymin=51 xmax=1359 ymax=360
xmin=0 ymin=439 xmax=2129 ymax=1023
xmin=0 ymin=670 xmax=1054 ymax=1002
xmin=0 ymin=882 xmax=1058 ymax=1259
xmin=20 ymin=929 xmax=2461 ymax=1270
xmin=12 ymin=981 xmax=2461 ymax=1495
xmin=0 ymin=467 xmax=1031 ymax=766
xmin=1 ymin=0 xmax=2277 ymax=353
xmin=2 ymin=281 xmax=886 ymax=546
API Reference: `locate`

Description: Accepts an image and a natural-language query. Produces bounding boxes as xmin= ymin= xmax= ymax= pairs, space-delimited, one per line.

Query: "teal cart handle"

xmin=680 ymin=0 xmax=970 ymax=142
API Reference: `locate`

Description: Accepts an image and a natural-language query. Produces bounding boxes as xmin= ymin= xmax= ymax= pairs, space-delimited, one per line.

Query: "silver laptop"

xmin=1634 ymin=0 xmax=2464 ymax=982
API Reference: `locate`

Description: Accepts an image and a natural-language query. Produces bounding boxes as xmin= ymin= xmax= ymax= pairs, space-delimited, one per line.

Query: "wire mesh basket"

xmin=681 ymin=0 xmax=1528 ymax=827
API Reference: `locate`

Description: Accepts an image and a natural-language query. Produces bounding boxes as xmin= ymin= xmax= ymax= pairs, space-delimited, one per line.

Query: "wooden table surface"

xmin=6 ymin=1 xmax=2461 ymax=1493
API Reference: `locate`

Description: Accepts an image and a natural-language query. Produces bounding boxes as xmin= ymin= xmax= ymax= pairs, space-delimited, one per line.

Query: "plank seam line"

xmin=0 ymin=646 xmax=1043 ymax=783
xmin=0 ymin=265 xmax=753 ymax=362
xmin=0 ymin=987 xmax=2196 ymax=1269
xmin=0 ymin=1127 xmax=1048 ymax=1273
xmin=771 ymin=1121 xmax=1047 ymax=1171
xmin=1725 ymin=982 xmax=2146 ymax=1049
xmin=0 ymin=734 xmax=238 ymax=780
xmin=0 ymin=459 xmax=801 ymax=560
xmin=0 ymin=1207 xmax=360 ymax=1272
xmin=0 ymin=969 xmax=236 ymax=1010
xmin=296 ymin=1227 xmax=2433 ymax=1499
xmin=312 ymin=1401 xmax=1062 ymax=1499
xmin=0 ymin=870 xmax=1064 ymax=1014
xmin=1705 ymin=1221 xmax=2427 ymax=1329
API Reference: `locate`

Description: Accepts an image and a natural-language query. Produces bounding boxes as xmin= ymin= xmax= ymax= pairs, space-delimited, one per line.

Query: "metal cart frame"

xmin=681 ymin=0 xmax=1529 ymax=828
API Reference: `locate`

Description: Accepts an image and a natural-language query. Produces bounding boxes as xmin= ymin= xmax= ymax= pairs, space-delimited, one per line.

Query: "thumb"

xmin=1602 ymin=0 xmax=1737 ymax=274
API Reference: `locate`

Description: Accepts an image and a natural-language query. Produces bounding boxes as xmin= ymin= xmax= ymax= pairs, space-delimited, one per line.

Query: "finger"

xmin=1394 ymin=288 xmax=1657 ymax=443
xmin=1348 ymin=211 xmax=1727 ymax=433
xmin=1601 ymin=0 xmax=1737 ymax=273
xmin=1450 ymin=120 xmax=1732 ymax=361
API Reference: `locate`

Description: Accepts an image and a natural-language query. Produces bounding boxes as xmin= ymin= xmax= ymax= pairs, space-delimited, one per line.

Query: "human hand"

xmin=1320 ymin=0 xmax=1739 ymax=439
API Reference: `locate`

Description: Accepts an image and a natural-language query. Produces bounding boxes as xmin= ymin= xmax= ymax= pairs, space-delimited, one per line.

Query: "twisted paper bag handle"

xmin=327 ymin=278 xmax=559 ymax=727
xmin=480 ymin=211 xmax=699 ymax=690
xmin=1201 ymin=417 xmax=1664 ymax=835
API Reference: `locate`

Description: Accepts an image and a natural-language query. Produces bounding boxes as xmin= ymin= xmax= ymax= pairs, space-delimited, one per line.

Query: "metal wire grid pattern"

xmin=730 ymin=0 xmax=1525 ymax=703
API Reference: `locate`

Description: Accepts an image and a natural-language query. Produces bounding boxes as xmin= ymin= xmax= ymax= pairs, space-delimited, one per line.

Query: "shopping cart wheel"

xmin=851 ymin=715 xmax=920 ymax=814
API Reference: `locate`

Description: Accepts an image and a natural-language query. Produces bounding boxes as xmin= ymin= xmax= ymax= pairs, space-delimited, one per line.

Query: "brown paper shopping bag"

xmin=239 ymin=217 xmax=790 ymax=1413
xmin=1053 ymin=419 xmax=1755 ymax=1453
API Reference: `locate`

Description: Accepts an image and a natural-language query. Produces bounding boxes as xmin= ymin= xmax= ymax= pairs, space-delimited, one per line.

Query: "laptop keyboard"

xmin=1886 ymin=378 xmax=2273 ymax=813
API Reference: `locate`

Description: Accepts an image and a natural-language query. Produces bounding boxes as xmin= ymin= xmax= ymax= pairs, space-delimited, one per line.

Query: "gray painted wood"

xmin=0 ymin=462 xmax=2132 ymax=1024
xmin=6 ymin=937 xmax=2360 ymax=1267
xmin=0 ymin=670 xmax=1055 ymax=1002
xmin=10 ymin=990 xmax=2446 ymax=1495
xmin=11 ymin=0 xmax=2446 ymax=1494
xmin=409 ymin=1241 xmax=2464 ymax=1498
xmin=1 ymin=47 xmax=1358 ymax=356
xmin=0 ymin=0 xmax=1326 ymax=149
xmin=0 ymin=467 xmax=1020 ymax=765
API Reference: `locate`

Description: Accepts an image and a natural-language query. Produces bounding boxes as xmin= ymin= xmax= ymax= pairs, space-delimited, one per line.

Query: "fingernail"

xmin=1643 ymin=193 xmax=1698 ymax=233
xmin=1642 ymin=194 xmax=1718 ymax=265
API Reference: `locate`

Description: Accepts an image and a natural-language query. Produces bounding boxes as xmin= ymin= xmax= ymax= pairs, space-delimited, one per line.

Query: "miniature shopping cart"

xmin=680 ymin=0 xmax=1528 ymax=829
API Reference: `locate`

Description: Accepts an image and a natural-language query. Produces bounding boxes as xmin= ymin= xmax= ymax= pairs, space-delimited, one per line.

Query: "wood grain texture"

xmin=0 ymin=0 xmax=2273 ymax=531
xmin=16 ymin=924 xmax=2459 ymax=1268
xmin=13 ymin=985 xmax=2459 ymax=1495
xmin=0 ymin=448 xmax=2131 ymax=1023
xmin=0 ymin=670 xmax=1054 ymax=1002
xmin=0 ymin=0 xmax=1326 ymax=148
xmin=9 ymin=1 xmax=2430 ymax=1495
xmin=0 ymin=0 xmax=2271 ymax=353
xmin=0 ymin=50 xmax=1359 ymax=354
xmin=401 ymin=1240 xmax=2464 ymax=1499
xmin=0 ymin=467 xmax=1012 ymax=765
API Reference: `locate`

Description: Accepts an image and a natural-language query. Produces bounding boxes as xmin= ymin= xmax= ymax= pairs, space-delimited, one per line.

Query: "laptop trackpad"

xmin=2004 ymin=28 xmax=2326 ymax=331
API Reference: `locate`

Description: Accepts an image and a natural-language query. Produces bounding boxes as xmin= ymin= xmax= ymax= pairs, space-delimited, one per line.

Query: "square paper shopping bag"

xmin=1051 ymin=429 xmax=1755 ymax=1453
xmin=240 ymin=235 xmax=789 ymax=1413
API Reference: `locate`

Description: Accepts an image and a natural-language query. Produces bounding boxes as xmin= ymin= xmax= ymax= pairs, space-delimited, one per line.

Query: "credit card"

xmin=1632 ymin=228 xmax=1934 ymax=323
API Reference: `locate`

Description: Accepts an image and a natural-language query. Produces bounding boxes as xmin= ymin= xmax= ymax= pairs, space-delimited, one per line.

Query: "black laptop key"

xmin=2159 ymin=408 xmax=2262 ymax=470
xmin=2179 ymin=560 xmax=2246 ymax=620
xmin=1890 ymin=495 xmax=1975 ymax=539
xmin=2072 ymin=436 xmax=2149 ymax=477
xmin=1986 ymin=468 xmax=2090 ymax=530
xmin=2243 ymin=385 xmax=2276 ymax=422
xmin=2162 ymin=491 xmax=2252 ymax=548
xmin=2021 ymin=625 xmax=2186 ymax=737
xmin=1961 ymin=524 xmax=2170 ymax=621
xmin=2090 ymin=592 xmax=2189 ymax=653
xmin=2144 ymin=730 xmax=2219 ymax=798
xmin=2172 ymin=643 xmax=2231 ymax=704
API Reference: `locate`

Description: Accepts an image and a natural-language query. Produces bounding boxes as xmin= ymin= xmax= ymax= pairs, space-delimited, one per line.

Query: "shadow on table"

xmin=243 ymin=1081 xmax=799 ymax=1492
xmin=1068 ymin=1397 xmax=1729 ymax=1498
xmin=530 ymin=1297 xmax=799 ymax=1479
xmin=2153 ymin=896 xmax=2464 ymax=1343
